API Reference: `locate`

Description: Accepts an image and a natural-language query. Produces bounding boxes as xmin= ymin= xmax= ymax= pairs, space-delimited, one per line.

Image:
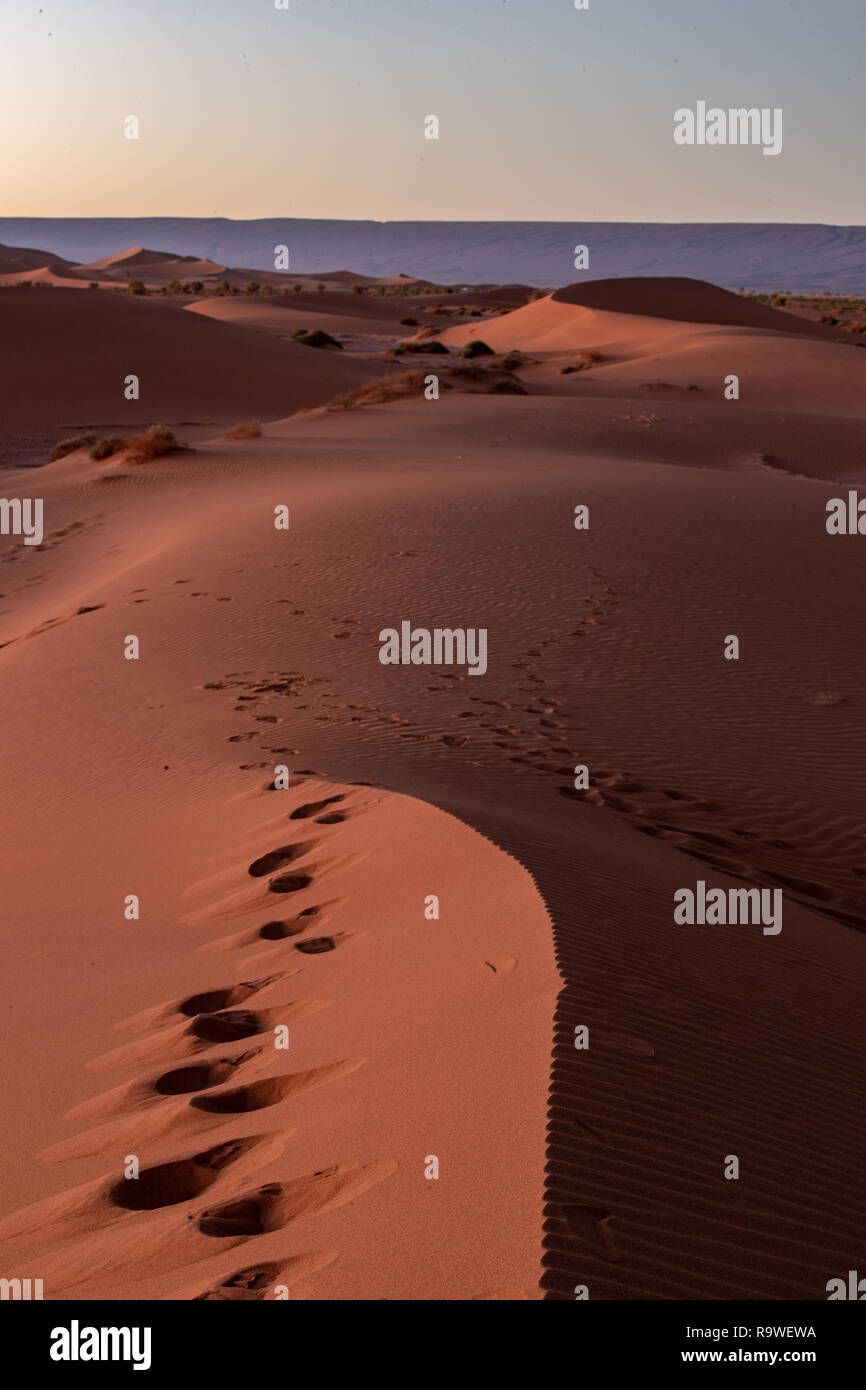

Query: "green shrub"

xmin=398 ymin=339 xmax=449 ymax=355
xmin=49 ymin=433 xmax=96 ymax=462
xmin=225 ymin=420 xmax=262 ymax=440
xmin=292 ymin=328 xmax=342 ymax=349
xmin=496 ymin=351 xmax=525 ymax=371
xmin=459 ymin=339 xmax=494 ymax=358
xmin=127 ymin=425 xmax=177 ymax=462
xmin=90 ymin=436 xmax=125 ymax=460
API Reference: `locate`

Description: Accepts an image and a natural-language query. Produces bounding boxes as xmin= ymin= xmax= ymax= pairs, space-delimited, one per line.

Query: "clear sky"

xmin=1 ymin=0 xmax=863 ymax=222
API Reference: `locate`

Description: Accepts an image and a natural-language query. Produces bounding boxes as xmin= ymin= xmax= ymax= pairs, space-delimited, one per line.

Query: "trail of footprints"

xmin=0 ymin=782 xmax=394 ymax=1300
xmin=210 ymin=594 xmax=866 ymax=937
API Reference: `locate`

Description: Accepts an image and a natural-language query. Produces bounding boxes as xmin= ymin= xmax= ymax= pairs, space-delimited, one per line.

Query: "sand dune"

xmin=1 ymin=270 xmax=865 ymax=1302
xmin=185 ymin=296 xmax=414 ymax=340
xmin=551 ymin=276 xmax=840 ymax=335
xmin=0 ymin=287 xmax=390 ymax=436
xmin=437 ymin=277 xmax=864 ymax=416
xmin=0 ymin=264 xmax=113 ymax=289
xmin=0 ymin=241 xmax=73 ymax=274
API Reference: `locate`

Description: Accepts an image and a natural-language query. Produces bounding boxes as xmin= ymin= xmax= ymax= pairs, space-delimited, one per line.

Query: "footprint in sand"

xmin=248 ymin=841 xmax=322 ymax=878
xmin=109 ymin=1138 xmax=263 ymax=1213
xmin=294 ymin=933 xmax=352 ymax=955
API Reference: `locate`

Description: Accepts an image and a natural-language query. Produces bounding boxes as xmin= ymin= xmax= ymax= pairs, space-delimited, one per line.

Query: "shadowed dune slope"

xmin=0 ymin=288 xmax=390 ymax=434
xmin=550 ymin=277 xmax=838 ymax=336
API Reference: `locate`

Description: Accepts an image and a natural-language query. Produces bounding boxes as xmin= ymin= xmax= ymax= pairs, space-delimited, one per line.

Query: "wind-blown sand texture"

xmin=1 ymin=272 xmax=865 ymax=1300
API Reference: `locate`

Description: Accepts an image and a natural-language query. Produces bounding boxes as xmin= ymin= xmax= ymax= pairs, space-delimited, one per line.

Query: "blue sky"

xmin=1 ymin=0 xmax=863 ymax=221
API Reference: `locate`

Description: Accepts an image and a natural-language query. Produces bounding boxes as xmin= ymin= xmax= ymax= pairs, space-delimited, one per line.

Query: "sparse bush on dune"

xmin=400 ymin=316 xmax=418 ymax=326
xmin=245 ymin=282 xmax=261 ymax=295
xmin=316 ymin=283 xmax=326 ymax=293
xmin=562 ymin=350 xmax=604 ymax=374
xmin=127 ymin=280 xmax=147 ymax=296
xmin=328 ymin=369 xmax=450 ymax=411
xmin=459 ymin=339 xmax=494 ymax=358
xmin=126 ymin=425 xmax=178 ymax=463
xmin=166 ymin=280 xmax=184 ymax=295
xmin=447 ymin=363 xmax=528 ymax=395
xmin=414 ymin=323 xmax=440 ymax=340
xmin=225 ymin=420 xmax=262 ymax=440
xmin=49 ymin=433 xmax=97 ymax=462
xmin=216 ymin=281 xmax=231 ymax=295
xmin=496 ymin=350 xmax=526 ymax=371
xmin=88 ymin=281 xmax=99 ymax=290
xmin=89 ymin=435 xmax=126 ymax=460
xmin=352 ymin=284 xmax=365 ymax=295
xmin=393 ymin=339 xmax=449 ymax=355
xmin=292 ymin=328 xmax=342 ymax=349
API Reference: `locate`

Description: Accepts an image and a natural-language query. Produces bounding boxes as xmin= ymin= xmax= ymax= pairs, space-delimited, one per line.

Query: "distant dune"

xmin=550 ymin=276 xmax=840 ymax=334
xmin=1 ymin=219 xmax=864 ymax=290
xmin=440 ymin=277 xmax=865 ymax=417
xmin=0 ymin=240 xmax=73 ymax=274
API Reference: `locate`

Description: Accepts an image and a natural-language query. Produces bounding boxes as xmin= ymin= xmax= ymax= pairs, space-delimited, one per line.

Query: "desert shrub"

xmin=166 ymin=280 xmax=184 ymax=294
xmin=189 ymin=280 xmax=204 ymax=293
xmin=292 ymin=284 xmax=303 ymax=293
xmin=126 ymin=425 xmax=177 ymax=463
xmin=398 ymin=339 xmax=449 ymax=354
xmin=90 ymin=435 xmax=126 ymax=460
xmin=49 ymin=433 xmax=96 ymax=462
xmin=496 ymin=351 xmax=525 ymax=371
xmin=562 ymin=350 xmax=604 ymax=375
xmin=327 ymin=369 xmax=447 ymax=411
xmin=217 ymin=281 xmax=231 ymax=295
xmin=245 ymin=282 xmax=261 ymax=295
xmin=352 ymin=285 xmax=365 ymax=295
xmin=127 ymin=280 xmax=147 ymax=295
xmin=88 ymin=281 xmax=98 ymax=290
xmin=415 ymin=324 xmax=440 ymax=339
xmin=400 ymin=316 xmax=418 ymax=326
xmin=459 ymin=339 xmax=494 ymax=358
xmin=292 ymin=328 xmax=342 ymax=349
xmin=316 ymin=283 xmax=326 ymax=292
xmin=225 ymin=420 xmax=262 ymax=440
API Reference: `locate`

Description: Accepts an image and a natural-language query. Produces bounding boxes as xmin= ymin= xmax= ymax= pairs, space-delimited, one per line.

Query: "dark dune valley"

xmin=1 ymin=241 xmax=865 ymax=1305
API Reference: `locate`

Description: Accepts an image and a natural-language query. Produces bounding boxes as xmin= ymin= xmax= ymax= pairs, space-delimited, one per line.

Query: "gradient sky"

xmin=1 ymin=0 xmax=864 ymax=222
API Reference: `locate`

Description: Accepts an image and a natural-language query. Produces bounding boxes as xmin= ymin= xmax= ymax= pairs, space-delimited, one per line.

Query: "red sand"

xmin=1 ymin=274 xmax=865 ymax=1301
